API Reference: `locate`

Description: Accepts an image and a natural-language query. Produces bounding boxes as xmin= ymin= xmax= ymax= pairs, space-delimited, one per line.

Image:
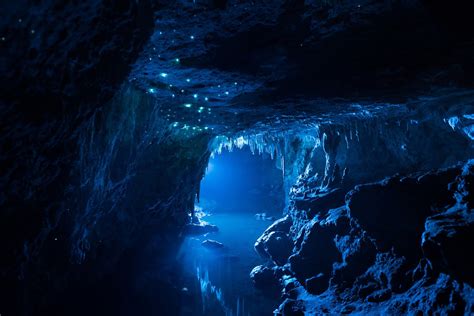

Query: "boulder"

xmin=250 ymin=265 xmax=280 ymax=291
xmin=255 ymin=216 xmax=293 ymax=263
xmin=347 ymin=167 xmax=460 ymax=262
xmin=262 ymin=231 xmax=293 ymax=266
xmin=289 ymin=207 xmax=350 ymax=282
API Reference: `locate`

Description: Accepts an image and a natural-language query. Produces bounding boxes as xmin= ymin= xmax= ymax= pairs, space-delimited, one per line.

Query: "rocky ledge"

xmin=253 ymin=160 xmax=474 ymax=315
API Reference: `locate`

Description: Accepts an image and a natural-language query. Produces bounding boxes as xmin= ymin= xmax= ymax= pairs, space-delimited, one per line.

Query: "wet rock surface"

xmin=255 ymin=215 xmax=293 ymax=265
xmin=201 ymin=239 xmax=225 ymax=249
xmin=255 ymin=159 xmax=474 ymax=315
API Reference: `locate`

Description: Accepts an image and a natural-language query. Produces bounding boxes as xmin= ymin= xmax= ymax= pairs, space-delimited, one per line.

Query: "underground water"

xmin=179 ymin=146 xmax=285 ymax=316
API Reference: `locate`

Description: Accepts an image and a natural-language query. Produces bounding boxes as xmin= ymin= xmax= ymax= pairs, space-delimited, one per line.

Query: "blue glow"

xmin=200 ymin=147 xmax=284 ymax=213
xmin=447 ymin=116 xmax=459 ymax=130
xmin=160 ymin=72 xmax=168 ymax=78
xmin=184 ymin=103 xmax=192 ymax=108
xmin=148 ymin=88 xmax=155 ymax=93
xmin=177 ymin=147 xmax=284 ymax=315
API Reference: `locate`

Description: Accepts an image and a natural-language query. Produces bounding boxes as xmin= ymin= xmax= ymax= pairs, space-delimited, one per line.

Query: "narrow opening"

xmin=178 ymin=146 xmax=285 ymax=316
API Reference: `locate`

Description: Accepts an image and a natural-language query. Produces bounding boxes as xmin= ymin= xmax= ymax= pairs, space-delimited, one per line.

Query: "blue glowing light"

xmin=160 ymin=72 xmax=168 ymax=78
xmin=148 ymin=88 xmax=156 ymax=93
xmin=464 ymin=114 xmax=474 ymax=120
xmin=184 ymin=103 xmax=192 ymax=108
xmin=186 ymin=78 xmax=191 ymax=82
xmin=194 ymin=94 xmax=198 ymax=99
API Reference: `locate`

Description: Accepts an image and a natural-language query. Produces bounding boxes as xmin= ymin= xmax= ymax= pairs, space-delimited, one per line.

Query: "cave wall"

xmin=0 ymin=1 xmax=213 ymax=314
xmin=254 ymin=158 xmax=474 ymax=315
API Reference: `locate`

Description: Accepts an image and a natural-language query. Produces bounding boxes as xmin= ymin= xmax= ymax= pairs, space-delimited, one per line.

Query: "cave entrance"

xmin=199 ymin=145 xmax=285 ymax=216
xmin=178 ymin=145 xmax=285 ymax=316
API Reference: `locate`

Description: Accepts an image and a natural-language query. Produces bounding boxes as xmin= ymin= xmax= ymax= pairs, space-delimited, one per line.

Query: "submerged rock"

xmin=201 ymin=239 xmax=225 ymax=250
xmin=255 ymin=213 xmax=277 ymax=221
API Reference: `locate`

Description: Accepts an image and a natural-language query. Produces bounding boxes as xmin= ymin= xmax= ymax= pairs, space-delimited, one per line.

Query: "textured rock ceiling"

xmin=130 ymin=0 xmax=474 ymax=134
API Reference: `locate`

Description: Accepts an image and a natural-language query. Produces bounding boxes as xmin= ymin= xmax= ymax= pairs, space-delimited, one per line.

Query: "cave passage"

xmin=178 ymin=146 xmax=285 ymax=316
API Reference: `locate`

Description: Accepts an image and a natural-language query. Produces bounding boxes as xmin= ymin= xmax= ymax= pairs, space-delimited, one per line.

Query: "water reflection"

xmin=178 ymin=147 xmax=285 ymax=315
xmin=179 ymin=212 xmax=280 ymax=316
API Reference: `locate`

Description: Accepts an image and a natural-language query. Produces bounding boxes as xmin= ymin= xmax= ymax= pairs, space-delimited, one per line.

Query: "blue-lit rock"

xmin=274 ymin=160 xmax=474 ymax=315
xmin=2 ymin=0 xmax=474 ymax=315
xmin=255 ymin=215 xmax=293 ymax=264
xmin=201 ymin=239 xmax=225 ymax=250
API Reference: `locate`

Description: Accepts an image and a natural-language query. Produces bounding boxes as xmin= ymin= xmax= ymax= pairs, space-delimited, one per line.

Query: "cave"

xmin=178 ymin=146 xmax=285 ymax=316
xmin=2 ymin=0 xmax=474 ymax=315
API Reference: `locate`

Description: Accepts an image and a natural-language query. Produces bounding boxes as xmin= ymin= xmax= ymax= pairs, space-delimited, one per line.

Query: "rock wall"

xmin=0 ymin=1 xmax=214 ymax=314
xmin=254 ymin=159 xmax=474 ymax=315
